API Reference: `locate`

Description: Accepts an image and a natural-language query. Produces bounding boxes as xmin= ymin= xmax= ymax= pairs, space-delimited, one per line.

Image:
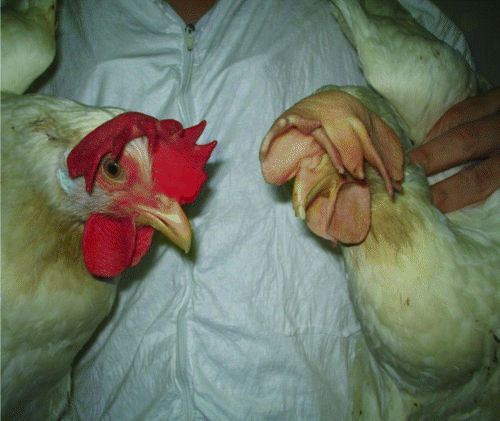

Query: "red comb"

xmin=67 ymin=112 xmax=217 ymax=203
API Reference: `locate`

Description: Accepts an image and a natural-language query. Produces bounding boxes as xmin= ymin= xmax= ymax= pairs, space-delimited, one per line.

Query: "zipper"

xmin=179 ymin=28 xmax=197 ymax=420
xmin=177 ymin=266 xmax=194 ymax=420
xmin=185 ymin=23 xmax=195 ymax=51
xmin=179 ymin=23 xmax=196 ymax=125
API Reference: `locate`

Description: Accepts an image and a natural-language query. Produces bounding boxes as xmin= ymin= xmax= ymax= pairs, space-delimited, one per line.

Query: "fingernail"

xmin=408 ymin=149 xmax=426 ymax=168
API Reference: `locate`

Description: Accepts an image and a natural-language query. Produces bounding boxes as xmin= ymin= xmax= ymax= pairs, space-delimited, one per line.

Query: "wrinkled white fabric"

xmin=40 ymin=1 xmax=472 ymax=419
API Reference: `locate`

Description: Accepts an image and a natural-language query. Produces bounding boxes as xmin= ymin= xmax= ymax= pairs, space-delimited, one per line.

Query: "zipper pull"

xmin=185 ymin=24 xmax=195 ymax=51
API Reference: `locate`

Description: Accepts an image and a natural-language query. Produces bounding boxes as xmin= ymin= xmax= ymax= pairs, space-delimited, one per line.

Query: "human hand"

xmin=408 ymin=87 xmax=500 ymax=213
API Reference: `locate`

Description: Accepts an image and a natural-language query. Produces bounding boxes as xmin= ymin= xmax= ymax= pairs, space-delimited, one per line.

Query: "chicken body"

xmin=260 ymin=0 xmax=499 ymax=419
xmin=1 ymin=0 xmax=57 ymax=93
xmin=0 ymin=1 xmax=217 ymax=417
xmin=338 ymin=87 xmax=500 ymax=420
xmin=344 ymin=176 xmax=500 ymax=420
xmin=329 ymin=0 xmax=477 ymax=142
xmin=1 ymin=93 xmax=215 ymax=420
xmin=1 ymin=94 xmax=117 ymax=420
xmin=323 ymin=7 xmax=499 ymax=417
xmin=262 ymin=86 xmax=500 ymax=420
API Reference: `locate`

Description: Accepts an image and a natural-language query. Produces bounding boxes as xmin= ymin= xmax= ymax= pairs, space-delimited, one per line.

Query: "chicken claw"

xmin=260 ymin=89 xmax=404 ymax=245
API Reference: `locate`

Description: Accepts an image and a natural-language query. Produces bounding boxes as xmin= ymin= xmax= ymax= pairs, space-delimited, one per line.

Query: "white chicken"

xmin=1 ymin=2 xmax=217 ymax=419
xmin=1 ymin=0 xmax=57 ymax=94
xmin=260 ymin=0 xmax=500 ymax=419
xmin=1 ymin=93 xmax=216 ymax=420
xmin=329 ymin=0 xmax=478 ymax=141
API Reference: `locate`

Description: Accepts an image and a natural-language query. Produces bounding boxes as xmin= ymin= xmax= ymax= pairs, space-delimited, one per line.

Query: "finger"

xmin=426 ymin=87 xmax=500 ymax=141
xmin=409 ymin=112 xmax=500 ymax=176
xmin=429 ymin=154 xmax=500 ymax=213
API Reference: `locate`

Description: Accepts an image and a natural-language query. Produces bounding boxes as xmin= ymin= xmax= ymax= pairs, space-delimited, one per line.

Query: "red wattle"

xmin=130 ymin=226 xmax=155 ymax=267
xmin=82 ymin=214 xmax=154 ymax=277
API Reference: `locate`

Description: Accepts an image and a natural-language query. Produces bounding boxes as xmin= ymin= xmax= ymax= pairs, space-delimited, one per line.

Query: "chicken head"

xmin=66 ymin=112 xmax=217 ymax=277
xmin=260 ymin=89 xmax=404 ymax=245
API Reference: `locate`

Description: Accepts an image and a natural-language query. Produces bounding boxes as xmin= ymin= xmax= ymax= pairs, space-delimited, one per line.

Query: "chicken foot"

xmin=260 ymin=89 xmax=404 ymax=245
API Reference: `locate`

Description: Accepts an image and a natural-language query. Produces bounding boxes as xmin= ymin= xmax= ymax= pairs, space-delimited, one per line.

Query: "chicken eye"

xmin=102 ymin=157 xmax=123 ymax=179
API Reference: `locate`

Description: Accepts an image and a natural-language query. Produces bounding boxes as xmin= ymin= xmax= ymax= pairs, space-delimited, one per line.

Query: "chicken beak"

xmin=136 ymin=195 xmax=192 ymax=253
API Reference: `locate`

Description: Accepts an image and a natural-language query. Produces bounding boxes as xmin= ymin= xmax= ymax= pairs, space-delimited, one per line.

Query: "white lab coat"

xmin=40 ymin=0 xmax=472 ymax=419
